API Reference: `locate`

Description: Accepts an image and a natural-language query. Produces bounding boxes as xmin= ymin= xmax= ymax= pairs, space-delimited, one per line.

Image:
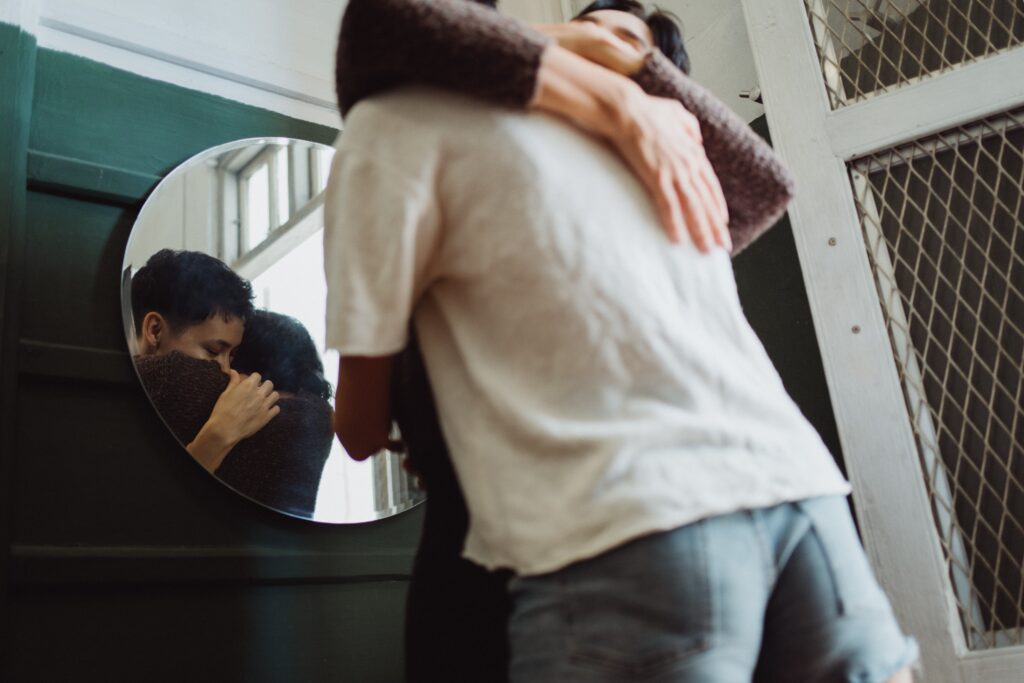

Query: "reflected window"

xmin=238 ymin=145 xmax=292 ymax=251
xmin=243 ymin=162 xmax=271 ymax=247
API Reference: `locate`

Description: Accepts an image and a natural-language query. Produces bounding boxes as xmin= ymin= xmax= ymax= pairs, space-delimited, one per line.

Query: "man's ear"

xmin=140 ymin=312 xmax=168 ymax=352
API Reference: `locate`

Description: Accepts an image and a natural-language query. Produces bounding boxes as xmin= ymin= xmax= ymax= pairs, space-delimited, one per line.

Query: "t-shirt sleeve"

xmin=335 ymin=0 xmax=550 ymax=117
xmin=322 ymin=145 xmax=441 ymax=356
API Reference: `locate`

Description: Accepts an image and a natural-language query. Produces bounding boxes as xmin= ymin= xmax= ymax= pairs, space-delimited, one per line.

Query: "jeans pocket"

xmin=796 ymin=497 xmax=887 ymax=616
xmin=561 ymin=525 xmax=715 ymax=678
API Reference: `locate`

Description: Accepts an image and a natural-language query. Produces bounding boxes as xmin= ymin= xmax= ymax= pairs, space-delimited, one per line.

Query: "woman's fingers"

xmin=611 ymin=94 xmax=728 ymax=250
xmin=589 ymin=30 xmax=646 ymax=75
xmin=674 ymin=158 xmax=714 ymax=252
xmin=654 ymin=166 xmax=684 ymax=243
xmin=535 ymin=21 xmax=647 ymax=75
xmin=258 ymin=378 xmax=275 ymax=398
xmin=693 ymin=148 xmax=731 ymax=250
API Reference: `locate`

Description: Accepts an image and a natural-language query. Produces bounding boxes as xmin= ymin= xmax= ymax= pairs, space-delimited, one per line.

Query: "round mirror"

xmin=121 ymin=138 xmax=425 ymax=523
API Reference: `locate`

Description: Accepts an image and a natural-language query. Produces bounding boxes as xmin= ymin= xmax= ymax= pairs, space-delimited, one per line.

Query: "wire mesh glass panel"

xmin=804 ymin=0 xmax=1024 ymax=108
xmin=850 ymin=106 xmax=1024 ymax=649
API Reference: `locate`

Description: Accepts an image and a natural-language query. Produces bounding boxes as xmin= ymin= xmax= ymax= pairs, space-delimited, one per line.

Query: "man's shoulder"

xmin=345 ymin=85 xmax=513 ymax=136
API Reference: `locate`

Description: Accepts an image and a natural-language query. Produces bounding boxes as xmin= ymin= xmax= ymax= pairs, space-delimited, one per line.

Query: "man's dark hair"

xmin=232 ymin=310 xmax=332 ymax=400
xmin=131 ymin=249 xmax=254 ymax=334
xmin=576 ymin=0 xmax=690 ymax=75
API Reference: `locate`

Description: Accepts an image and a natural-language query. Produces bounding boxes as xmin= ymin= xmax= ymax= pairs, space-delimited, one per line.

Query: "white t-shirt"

xmin=324 ymin=87 xmax=851 ymax=576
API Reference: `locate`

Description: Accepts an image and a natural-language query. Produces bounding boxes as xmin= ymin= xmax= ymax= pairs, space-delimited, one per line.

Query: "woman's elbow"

xmin=333 ymin=415 xmax=382 ymax=461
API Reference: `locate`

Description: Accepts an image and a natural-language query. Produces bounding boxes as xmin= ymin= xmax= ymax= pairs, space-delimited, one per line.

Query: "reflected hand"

xmin=208 ymin=371 xmax=281 ymax=442
xmin=187 ymin=370 xmax=281 ymax=472
xmin=608 ymin=88 xmax=731 ymax=251
xmin=534 ymin=21 xmax=648 ymax=76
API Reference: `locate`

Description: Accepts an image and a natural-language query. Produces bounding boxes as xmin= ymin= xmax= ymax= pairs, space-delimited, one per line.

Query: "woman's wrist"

xmin=531 ymin=43 xmax=645 ymax=141
xmin=187 ymin=419 xmax=238 ymax=472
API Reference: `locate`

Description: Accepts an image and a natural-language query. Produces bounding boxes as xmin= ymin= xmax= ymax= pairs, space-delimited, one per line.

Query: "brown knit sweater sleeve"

xmin=335 ymin=0 xmax=794 ymax=253
xmin=632 ymin=51 xmax=795 ymax=253
xmin=335 ymin=0 xmax=550 ymax=116
xmin=133 ymin=352 xmax=227 ymax=447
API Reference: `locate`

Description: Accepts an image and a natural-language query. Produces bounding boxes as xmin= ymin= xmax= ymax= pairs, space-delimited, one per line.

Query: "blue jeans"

xmin=508 ymin=497 xmax=918 ymax=682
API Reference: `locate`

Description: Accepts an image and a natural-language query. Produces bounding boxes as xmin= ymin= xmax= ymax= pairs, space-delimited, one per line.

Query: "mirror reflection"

xmin=122 ymin=138 xmax=425 ymax=523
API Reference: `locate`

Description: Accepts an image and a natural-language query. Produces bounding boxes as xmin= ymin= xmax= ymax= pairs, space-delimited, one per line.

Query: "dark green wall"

xmin=2 ymin=23 xmax=421 ymax=683
xmin=735 ymin=116 xmax=846 ymax=475
xmin=0 ymin=21 xmax=843 ymax=682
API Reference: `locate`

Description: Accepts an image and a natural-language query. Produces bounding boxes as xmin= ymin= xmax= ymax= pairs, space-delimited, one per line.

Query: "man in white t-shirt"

xmin=323 ymin=21 xmax=916 ymax=680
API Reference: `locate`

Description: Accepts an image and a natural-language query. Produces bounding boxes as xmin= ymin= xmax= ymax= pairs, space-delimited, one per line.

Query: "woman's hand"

xmin=608 ymin=87 xmax=731 ymax=251
xmin=532 ymin=45 xmax=730 ymax=251
xmin=187 ymin=370 xmax=280 ymax=472
xmin=534 ymin=21 xmax=647 ymax=76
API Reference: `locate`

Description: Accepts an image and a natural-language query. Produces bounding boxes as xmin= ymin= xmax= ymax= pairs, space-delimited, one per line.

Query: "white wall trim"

xmin=1 ymin=0 xmax=38 ymax=30
xmin=38 ymin=16 xmax=336 ymax=111
xmin=33 ymin=0 xmax=342 ymax=129
xmin=825 ymin=47 xmax=1024 ymax=161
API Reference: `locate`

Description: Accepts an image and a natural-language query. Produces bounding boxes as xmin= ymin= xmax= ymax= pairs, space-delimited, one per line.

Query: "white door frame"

xmin=738 ymin=1 xmax=1024 ymax=681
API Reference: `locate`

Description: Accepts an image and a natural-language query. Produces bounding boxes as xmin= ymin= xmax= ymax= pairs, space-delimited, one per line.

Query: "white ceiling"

xmin=503 ymin=0 xmax=764 ymax=122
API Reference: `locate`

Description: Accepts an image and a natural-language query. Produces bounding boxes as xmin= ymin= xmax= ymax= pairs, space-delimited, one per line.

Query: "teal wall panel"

xmin=4 ymin=32 xmax=420 ymax=682
xmin=0 ymin=21 xmax=38 ymax=680
xmin=29 ymin=49 xmax=338 ymax=178
xmin=21 ymin=192 xmax=133 ymax=350
xmin=12 ymin=581 xmax=407 ymax=682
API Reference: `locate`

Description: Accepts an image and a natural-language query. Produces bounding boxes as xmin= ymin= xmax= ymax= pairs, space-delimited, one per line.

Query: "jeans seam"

xmin=750 ymin=509 xmax=776 ymax=593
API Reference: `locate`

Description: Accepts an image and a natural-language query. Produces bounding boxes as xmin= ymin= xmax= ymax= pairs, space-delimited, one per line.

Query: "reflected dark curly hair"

xmin=576 ymin=0 xmax=690 ymax=75
xmin=131 ymin=249 xmax=254 ymax=334
xmin=232 ymin=310 xmax=332 ymax=400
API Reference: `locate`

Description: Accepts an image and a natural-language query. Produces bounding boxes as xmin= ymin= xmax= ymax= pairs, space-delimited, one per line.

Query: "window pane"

xmin=246 ymin=163 xmax=271 ymax=248
xmin=276 ymin=146 xmax=291 ymax=225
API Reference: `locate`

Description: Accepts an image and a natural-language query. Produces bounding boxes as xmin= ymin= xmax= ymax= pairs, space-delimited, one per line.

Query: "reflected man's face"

xmin=139 ymin=312 xmax=244 ymax=374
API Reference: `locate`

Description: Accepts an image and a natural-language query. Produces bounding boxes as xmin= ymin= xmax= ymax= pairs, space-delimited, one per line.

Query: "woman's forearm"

xmin=334 ymin=0 xmax=793 ymax=252
xmin=531 ymin=43 xmax=643 ymax=140
xmin=336 ymin=0 xmax=549 ymax=116
xmin=187 ymin=420 xmax=237 ymax=473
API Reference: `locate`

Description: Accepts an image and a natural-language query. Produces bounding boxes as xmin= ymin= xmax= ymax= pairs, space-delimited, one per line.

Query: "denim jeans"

xmin=508 ymin=496 xmax=918 ymax=682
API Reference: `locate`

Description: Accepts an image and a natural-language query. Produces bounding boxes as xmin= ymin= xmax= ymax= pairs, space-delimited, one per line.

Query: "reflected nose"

xmin=216 ymin=355 xmax=231 ymax=374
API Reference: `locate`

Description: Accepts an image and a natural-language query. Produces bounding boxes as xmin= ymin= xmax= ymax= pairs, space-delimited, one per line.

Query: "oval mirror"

xmin=121 ymin=138 xmax=425 ymax=523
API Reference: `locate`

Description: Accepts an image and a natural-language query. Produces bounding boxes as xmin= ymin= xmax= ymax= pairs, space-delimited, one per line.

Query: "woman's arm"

xmin=188 ymin=371 xmax=280 ymax=472
xmin=336 ymin=0 xmax=548 ymax=117
xmin=335 ymin=0 xmax=791 ymax=252
xmin=530 ymin=43 xmax=730 ymax=251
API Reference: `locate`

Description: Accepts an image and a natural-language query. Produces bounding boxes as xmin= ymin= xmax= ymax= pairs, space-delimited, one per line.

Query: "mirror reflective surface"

xmin=122 ymin=138 xmax=425 ymax=523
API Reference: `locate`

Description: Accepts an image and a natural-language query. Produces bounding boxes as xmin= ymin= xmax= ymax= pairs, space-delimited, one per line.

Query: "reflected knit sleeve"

xmin=335 ymin=0 xmax=550 ymax=116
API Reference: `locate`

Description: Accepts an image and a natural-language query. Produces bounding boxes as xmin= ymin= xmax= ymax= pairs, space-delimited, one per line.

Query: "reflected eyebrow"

xmin=207 ymin=339 xmax=233 ymax=352
xmin=575 ymin=15 xmax=650 ymax=47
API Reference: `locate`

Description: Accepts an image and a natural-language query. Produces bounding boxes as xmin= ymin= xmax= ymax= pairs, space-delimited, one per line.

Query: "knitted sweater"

xmin=334 ymin=0 xmax=795 ymax=253
xmin=134 ymin=352 xmax=333 ymax=518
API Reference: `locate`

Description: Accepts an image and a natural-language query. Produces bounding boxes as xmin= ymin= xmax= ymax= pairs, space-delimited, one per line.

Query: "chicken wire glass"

xmin=851 ymin=106 xmax=1024 ymax=649
xmin=804 ymin=0 xmax=1024 ymax=108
